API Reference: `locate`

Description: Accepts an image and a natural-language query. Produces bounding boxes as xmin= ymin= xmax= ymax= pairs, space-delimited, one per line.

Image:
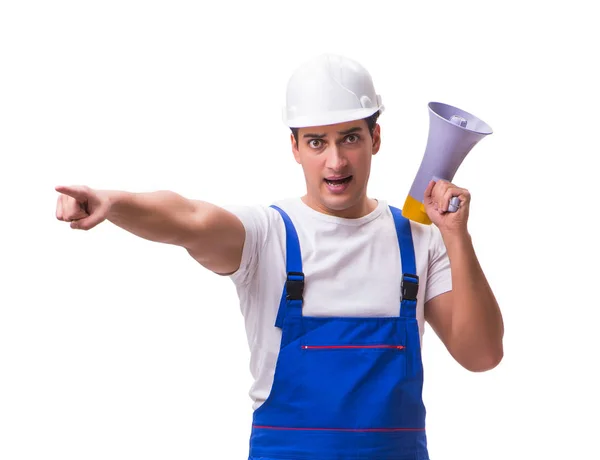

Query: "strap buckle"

xmin=286 ymin=272 xmax=305 ymax=301
xmin=401 ymin=273 xmax=419 ymax=301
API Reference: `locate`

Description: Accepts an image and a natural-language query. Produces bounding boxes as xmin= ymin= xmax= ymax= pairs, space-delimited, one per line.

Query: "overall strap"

xmin=389 ymin=206 xmax=419 ymax=319
xmin=270 ymin=205 xmax=304 ymax=328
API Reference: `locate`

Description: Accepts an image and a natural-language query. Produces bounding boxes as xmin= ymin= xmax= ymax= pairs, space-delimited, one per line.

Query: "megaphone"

xmin=401 ymin=102 xmax=493 ymax=225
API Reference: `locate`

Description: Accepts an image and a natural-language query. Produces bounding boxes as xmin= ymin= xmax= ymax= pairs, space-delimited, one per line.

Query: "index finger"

xmin=55 ymin=185 xmax=89 ymax=201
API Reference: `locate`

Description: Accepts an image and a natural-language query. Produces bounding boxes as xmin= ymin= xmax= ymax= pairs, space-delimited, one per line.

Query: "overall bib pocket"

xmin=297 ymin=336 xmax=409 ymax=429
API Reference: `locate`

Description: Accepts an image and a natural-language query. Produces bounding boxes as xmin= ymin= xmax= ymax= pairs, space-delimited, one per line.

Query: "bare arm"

xmin=425 ymin=233 xmax=504 ymax=372
xmin=55 ymin=186 xmax=245 ymax=275
xmin=422 ymin=179 xmax=504 ymax=372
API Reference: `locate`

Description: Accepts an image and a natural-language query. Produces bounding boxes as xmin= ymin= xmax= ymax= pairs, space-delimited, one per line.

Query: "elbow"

xmin=459 ymin=345 xmax=504 ymax=373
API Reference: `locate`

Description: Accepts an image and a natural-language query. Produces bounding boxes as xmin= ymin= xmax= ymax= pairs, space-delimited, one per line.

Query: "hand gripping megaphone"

xmin=401 ymin=102 xmax=493 ymax=225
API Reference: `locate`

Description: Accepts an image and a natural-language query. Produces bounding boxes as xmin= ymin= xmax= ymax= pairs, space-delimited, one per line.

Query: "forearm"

xmin=103 ymin=190 xmax=200 ymax=246
xmin=443 ymin=232 xmax=504 ymax=368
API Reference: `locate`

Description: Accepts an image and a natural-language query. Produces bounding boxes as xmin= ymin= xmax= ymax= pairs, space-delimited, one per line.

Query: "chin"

xmin=320 ymin=194 xmax=362 ymax=213
xmin=308 ymin=180 xmax=367 ymax=215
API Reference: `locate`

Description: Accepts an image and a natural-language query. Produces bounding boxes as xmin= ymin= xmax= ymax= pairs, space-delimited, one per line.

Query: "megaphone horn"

xmin=402 ymin=102 xmax=493 ymax=225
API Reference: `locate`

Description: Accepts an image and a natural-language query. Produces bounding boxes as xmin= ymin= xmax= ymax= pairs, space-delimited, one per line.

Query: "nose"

xmin=325 ymin=144 xmax=347 ymax=171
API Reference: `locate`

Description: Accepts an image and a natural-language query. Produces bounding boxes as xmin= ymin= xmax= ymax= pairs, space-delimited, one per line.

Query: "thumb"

xmin=424 ymin=180 xmax=435 ymax=199
xmin=70 ymin=205 xmax=108 ymax=231
xmin=55 ymin=185 xmax=92 ymax=202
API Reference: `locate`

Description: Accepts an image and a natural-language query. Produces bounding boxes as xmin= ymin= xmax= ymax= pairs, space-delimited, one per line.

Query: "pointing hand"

xmin=55 ymin=185 xmax=111 ymax=230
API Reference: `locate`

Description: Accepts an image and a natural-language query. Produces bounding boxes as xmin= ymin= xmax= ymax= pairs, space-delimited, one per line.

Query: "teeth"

xmin=325 ymin=176 xmax=350 ymax=185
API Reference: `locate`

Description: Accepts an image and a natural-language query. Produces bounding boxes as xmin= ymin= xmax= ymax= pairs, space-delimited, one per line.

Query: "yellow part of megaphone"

xmin=402 ymin=195 xmax=432 ymax=225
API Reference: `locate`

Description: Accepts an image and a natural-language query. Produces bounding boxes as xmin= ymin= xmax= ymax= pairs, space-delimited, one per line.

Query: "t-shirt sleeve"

xmin=425 ymin=224 xmax=453 ymax=303
xmin=221 ymin=204 xmax=271 ymax=286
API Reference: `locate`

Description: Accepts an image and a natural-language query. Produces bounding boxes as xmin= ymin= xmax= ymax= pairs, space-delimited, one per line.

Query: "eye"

xmin=344 ymin=134 xmax=360 ymax=144
xmin=308 ymin=139 xmax=323 ymax=149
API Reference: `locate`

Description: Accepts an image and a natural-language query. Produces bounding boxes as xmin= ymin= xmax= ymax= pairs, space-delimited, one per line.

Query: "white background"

xmin=1 ymin=0 xmax=598 ymax=459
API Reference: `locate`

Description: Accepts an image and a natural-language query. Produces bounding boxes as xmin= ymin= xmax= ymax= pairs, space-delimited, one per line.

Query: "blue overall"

xmin=248 ymin=205 xmax=429 ymax=460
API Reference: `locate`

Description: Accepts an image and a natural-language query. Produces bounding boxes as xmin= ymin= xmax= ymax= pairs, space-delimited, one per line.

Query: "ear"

xmin=371 ymin=123 xmax=381 ymax=155
xmin=291 ymin=133 xmax=301 ymax=164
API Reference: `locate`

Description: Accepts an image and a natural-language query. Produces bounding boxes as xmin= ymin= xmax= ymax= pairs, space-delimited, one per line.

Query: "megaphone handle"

xmin=448 ymin=196 xmax=460 ymax=212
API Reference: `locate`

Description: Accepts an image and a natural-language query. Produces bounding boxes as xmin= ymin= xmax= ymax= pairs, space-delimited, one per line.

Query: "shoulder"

xmin=223 ymin=201 xmax=285 ymax=234
xmin=222 ymin=201 xmax=292 ymax=286
xmin=384 ymin=203 xmax=439 ymax=246
xmin=221 ymin=198 xmax=306 ymax=254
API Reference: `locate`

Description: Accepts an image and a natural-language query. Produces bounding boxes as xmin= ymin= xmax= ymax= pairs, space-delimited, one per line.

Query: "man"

xmin=56 ymin=54 xmax=503 ymax=459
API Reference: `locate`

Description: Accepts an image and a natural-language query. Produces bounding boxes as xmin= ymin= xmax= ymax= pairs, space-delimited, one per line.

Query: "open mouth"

xmin=324 ymin=175 xmax=353 ymax=186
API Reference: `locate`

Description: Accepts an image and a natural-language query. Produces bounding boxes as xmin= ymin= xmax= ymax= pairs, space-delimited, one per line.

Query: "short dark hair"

xmin=291 ymin=110 xmax=381 ymax=145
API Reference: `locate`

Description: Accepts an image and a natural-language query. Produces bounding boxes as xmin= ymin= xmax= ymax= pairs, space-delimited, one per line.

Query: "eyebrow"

xmin=303 ymin=126 xmax=364 ymax=139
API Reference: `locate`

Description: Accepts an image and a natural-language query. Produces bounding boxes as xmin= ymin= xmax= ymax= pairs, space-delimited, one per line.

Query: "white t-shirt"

xmin=226 ymin=197 xmax=452 ymax=410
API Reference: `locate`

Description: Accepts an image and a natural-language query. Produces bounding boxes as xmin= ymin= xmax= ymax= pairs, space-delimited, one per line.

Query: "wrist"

xmin=102 ymin=190 xmax=130 ymax=218
xmin=440 ymin=229 xmax=473 ymax=252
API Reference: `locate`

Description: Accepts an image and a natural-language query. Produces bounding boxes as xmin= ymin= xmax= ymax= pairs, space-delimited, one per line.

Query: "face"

xmin=291 ymin=119 xmax=381 ymax=218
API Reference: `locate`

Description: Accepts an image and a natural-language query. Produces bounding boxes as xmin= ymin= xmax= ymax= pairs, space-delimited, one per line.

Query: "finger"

xmin=65 ymin=197 xmax=89 ymax=221
xmin=441 ymin=188 xmax=458 ymax=212
xmin=431 ymin=181 xmax=449 ymax=211
xmin=71 ymin=207 xmax=106 ymax=231
xmin=55 ymin=185 xmax=90 ymax=202
xmin=56 ymin=195 xmax=64 ymax=220
xmin=424 ymin=180 xmax=435 ymax=199
xmin=441 ymin=187 xmax=464 ymax=212
xmin=457 ymin=189 xmax=471 ymax=207
xmin=443 ymin=188 xmax=469 ymax=212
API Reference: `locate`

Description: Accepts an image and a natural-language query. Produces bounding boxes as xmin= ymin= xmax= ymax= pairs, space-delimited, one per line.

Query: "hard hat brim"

xmin=283 ymin=105 xmax=384 ymax=129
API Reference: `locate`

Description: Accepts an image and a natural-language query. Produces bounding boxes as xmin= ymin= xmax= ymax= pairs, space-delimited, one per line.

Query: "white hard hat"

xmin=283 ymin=54 xmax=385 ymax=128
